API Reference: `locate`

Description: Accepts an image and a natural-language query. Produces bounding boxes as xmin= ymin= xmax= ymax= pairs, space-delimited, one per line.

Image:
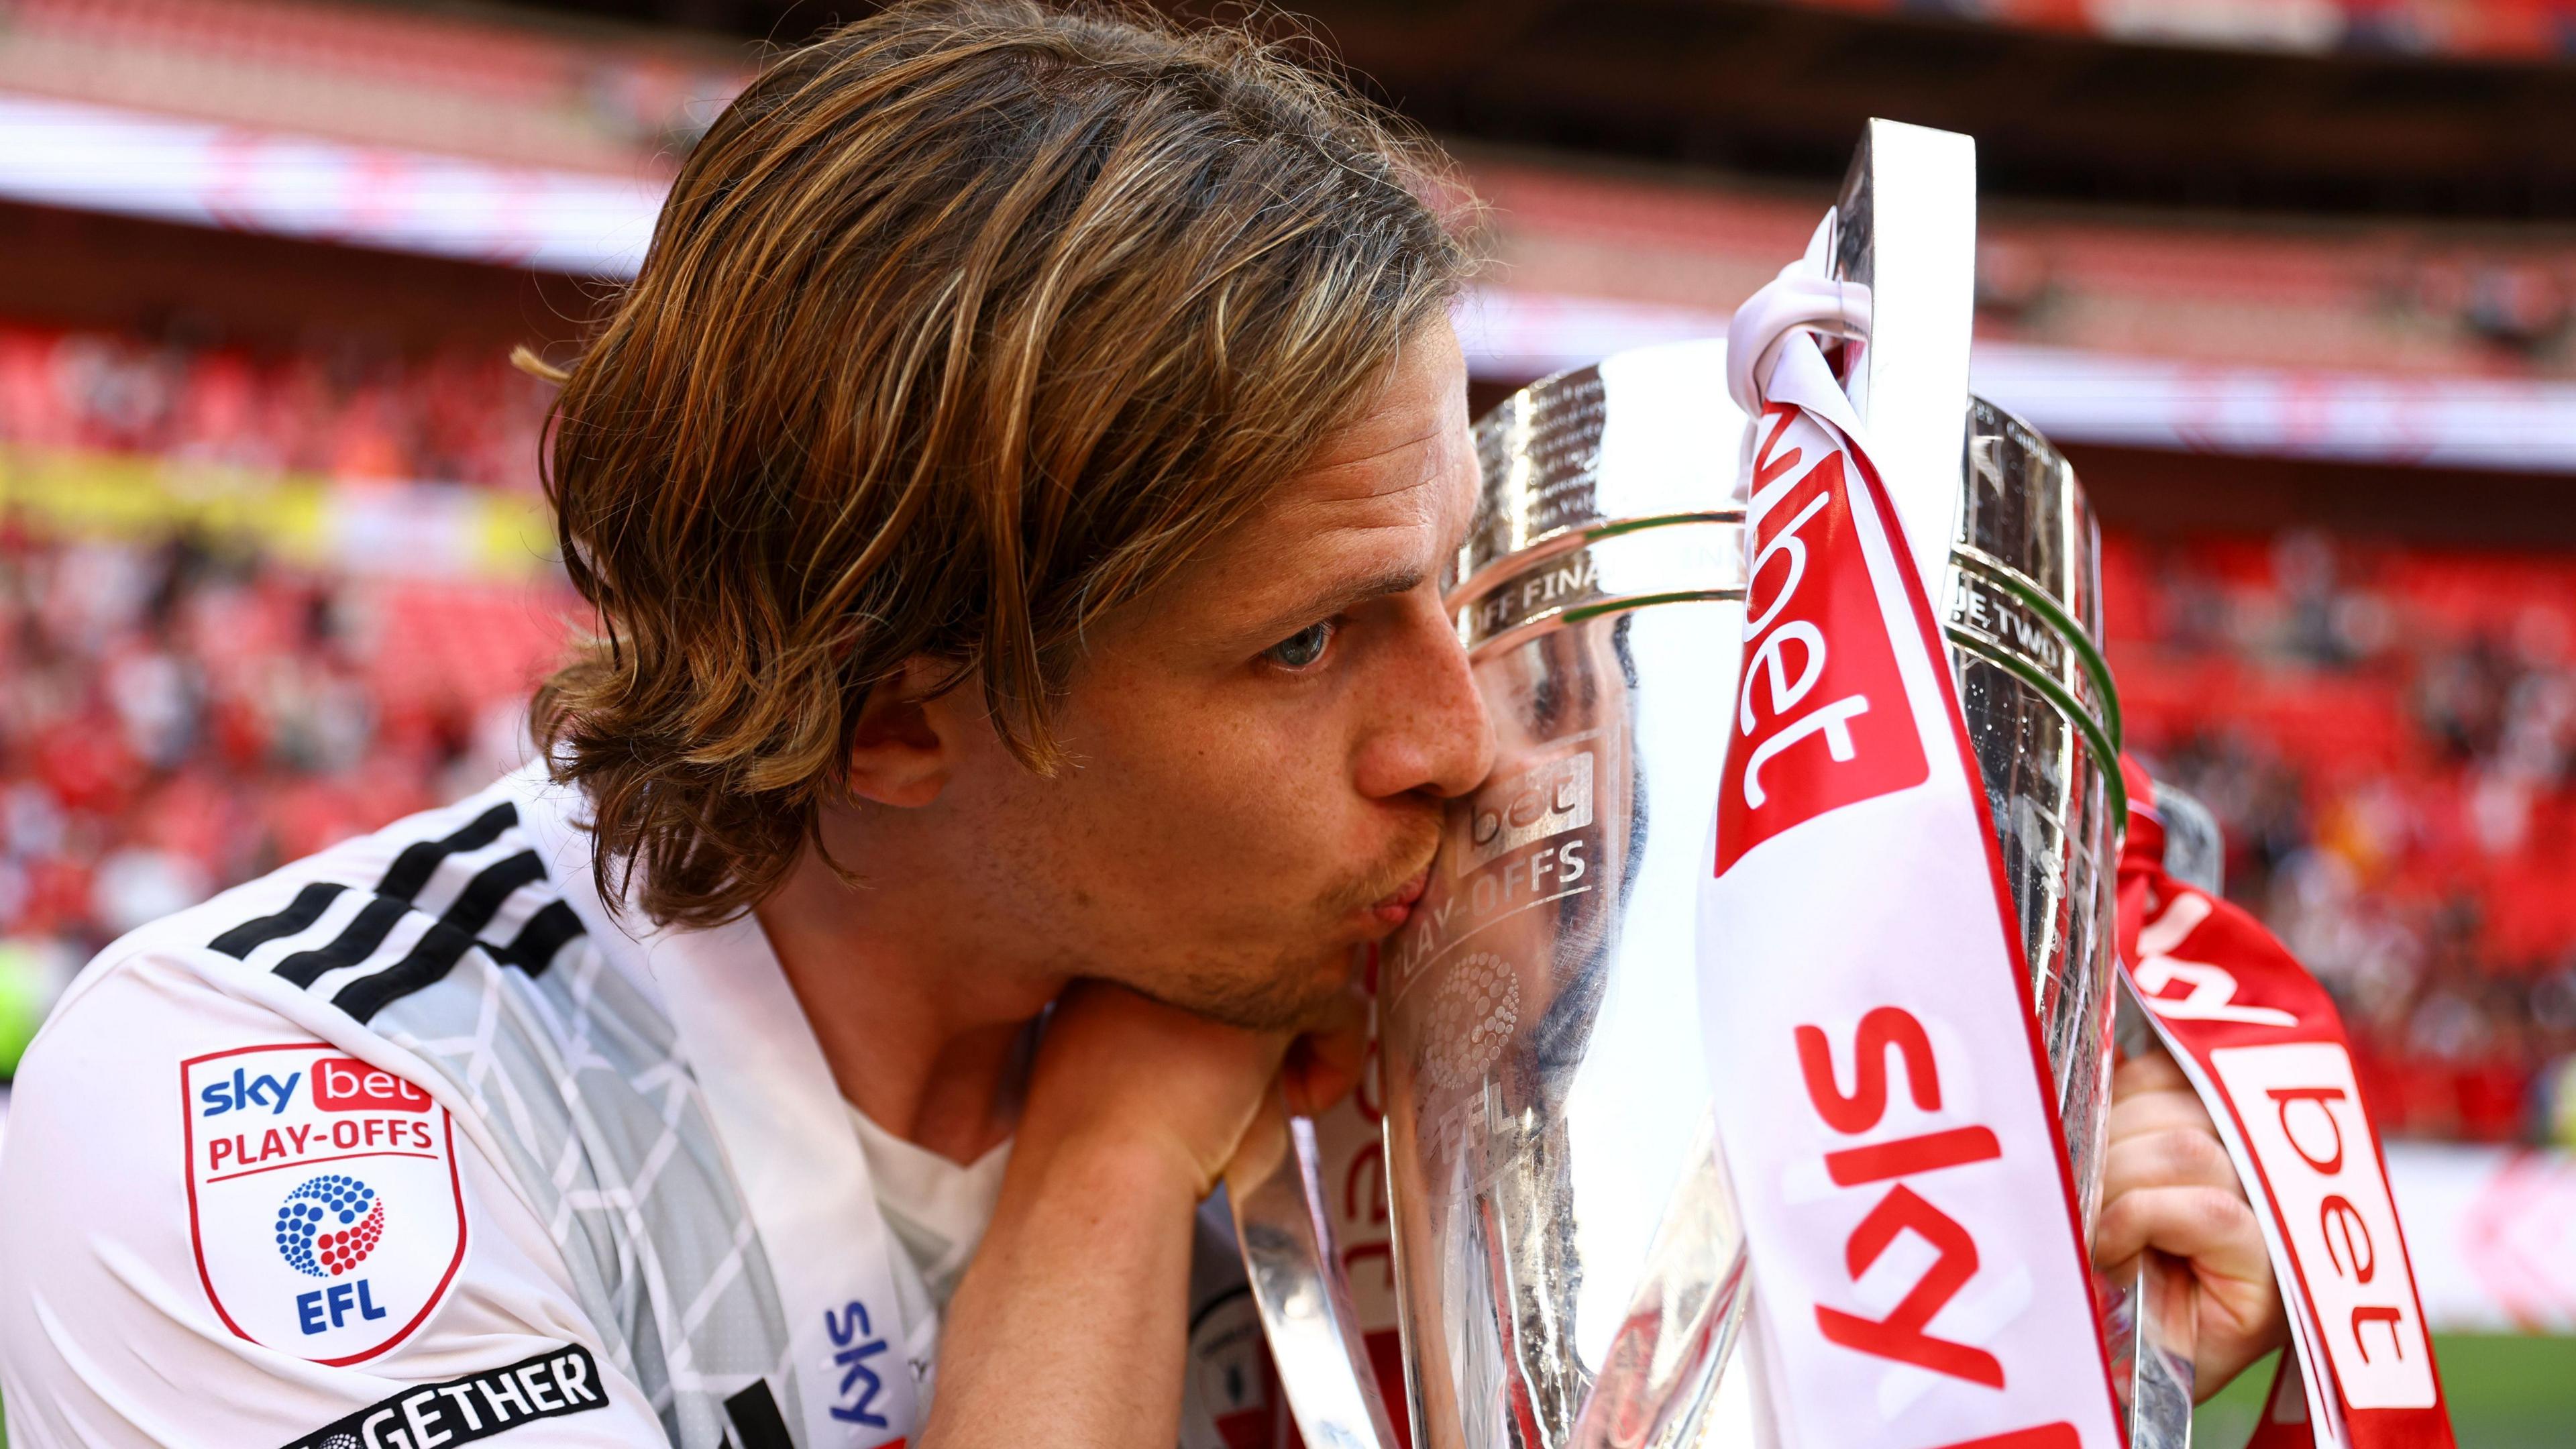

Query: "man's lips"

xmin=1369 ymin=861 xmax=1434 ymax=928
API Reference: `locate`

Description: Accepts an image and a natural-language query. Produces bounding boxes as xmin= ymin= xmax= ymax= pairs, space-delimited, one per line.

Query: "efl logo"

xmin=2210 ymin=1042 xmax=2436 ymax=1410
xmin=276 ymin=1173 xmax=387 ymax=1283
xmin=1715 ymin=409 xmax=1927 ymax=874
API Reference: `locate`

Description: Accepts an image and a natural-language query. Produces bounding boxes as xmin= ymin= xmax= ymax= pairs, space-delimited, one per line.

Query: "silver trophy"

xmin=1232 ymin=121 xmax=2192 ymax=1449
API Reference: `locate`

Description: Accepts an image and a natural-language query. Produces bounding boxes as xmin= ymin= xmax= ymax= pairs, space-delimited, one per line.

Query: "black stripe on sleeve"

xmin=280 ymin=1345 xmax=606 ymax=1449
xmin=331 ymin=920 xmax=483 ymax=1024
xmin=271 ymin=895 xmax=415 ymax=989
xmin=494 ymin=900 xmax=584 ymax=977
xmin=439 ymin=851 xmax=546 ymax=936
xmin=374 ymin=801 xmax=519 ymax=903
xmin=207 ymin=881 xmax=347 ymax=959
xmin=326 ymin=852 xmax=549 ymax=1024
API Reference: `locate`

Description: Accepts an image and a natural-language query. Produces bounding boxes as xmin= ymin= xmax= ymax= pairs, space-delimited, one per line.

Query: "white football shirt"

xmin=0 ymin=765 xmax=1291 ymax=1448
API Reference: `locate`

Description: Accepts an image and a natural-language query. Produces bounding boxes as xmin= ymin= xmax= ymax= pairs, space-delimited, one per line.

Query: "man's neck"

xmin=754 ymin=841 xmax=1058 ymax=1166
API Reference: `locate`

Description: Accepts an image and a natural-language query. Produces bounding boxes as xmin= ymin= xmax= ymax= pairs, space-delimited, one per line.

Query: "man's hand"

xmin=2092 ymin=1047 xmax=2290 ymax=1400
xmin=1016 ymin=981 xmax=1297 ymax=1197
xmin=924 ymin=979 xmax=1360 ymax=1448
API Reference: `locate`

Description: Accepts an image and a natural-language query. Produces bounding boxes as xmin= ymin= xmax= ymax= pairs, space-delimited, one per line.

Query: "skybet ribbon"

xmin=2116 ymin=761 xmax=2455 ymax=1449
xmin=1696 ymin=318 xmax=2125 ymax=1448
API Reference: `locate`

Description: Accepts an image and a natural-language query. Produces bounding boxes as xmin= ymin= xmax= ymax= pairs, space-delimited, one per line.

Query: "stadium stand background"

xmin=0 ymin=0 xmax=2571 ymax=1440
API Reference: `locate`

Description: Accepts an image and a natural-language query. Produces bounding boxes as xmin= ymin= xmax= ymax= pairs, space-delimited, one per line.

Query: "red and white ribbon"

xmin=2116 ymin=760 xmax=2456 ymax=1449
xmin=1697 ymin=309 xmax=2124 ymax=1449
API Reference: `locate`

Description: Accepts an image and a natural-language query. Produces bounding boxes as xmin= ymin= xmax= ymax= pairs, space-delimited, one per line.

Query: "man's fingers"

xmin=2102 ymin=1127 xmax=2241 ymax=1204
xmin=2102 ymin=1045 xmax=2294 ymax=1400
xmin=2098 ymin=1183 xmax=2294 ymax=1397
xmin=2092 ymin=1184 xmax=2273 ymax=1287
xmin=2108 ymin=1082 xmax=2222 ymax=1144
xmin=2112 ymin=1048 xmax=2194 ymax=1099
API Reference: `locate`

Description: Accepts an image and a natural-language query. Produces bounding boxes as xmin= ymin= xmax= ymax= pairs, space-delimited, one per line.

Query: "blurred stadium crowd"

xmin=0 ymin=322 xmax=547 ymax=488
xmin=1 ymin=315 xmax=2573 ymax=1150
xmin=0 ymin=320 xmax=570 ymax=1057
xmin=2114 ymin=534 xmax=2576 ymax=1146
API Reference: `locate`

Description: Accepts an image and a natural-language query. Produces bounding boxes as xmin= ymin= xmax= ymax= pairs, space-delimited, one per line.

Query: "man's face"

xmin=926 ymin=319 xmax=1494 ymax=1028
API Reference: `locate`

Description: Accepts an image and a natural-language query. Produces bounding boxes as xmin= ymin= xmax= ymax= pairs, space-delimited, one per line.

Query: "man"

xmin=0 ymin=3 xmax=2282 ymax=1446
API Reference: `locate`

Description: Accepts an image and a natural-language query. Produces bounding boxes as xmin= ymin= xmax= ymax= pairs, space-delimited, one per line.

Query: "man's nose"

xmin=1357 ymin=598 xmax=1496 ymax=802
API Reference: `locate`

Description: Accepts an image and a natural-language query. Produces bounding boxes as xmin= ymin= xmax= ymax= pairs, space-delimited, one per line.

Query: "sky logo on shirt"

xmin=825 ymin=1300 xmax=892 ymax=1429
xmin=184 ymin=1042 xmax=467 ymax=1366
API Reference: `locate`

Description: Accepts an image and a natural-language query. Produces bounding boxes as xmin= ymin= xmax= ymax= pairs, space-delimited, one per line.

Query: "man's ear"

xmin=846 ymin=657 xmax=965 ymax=808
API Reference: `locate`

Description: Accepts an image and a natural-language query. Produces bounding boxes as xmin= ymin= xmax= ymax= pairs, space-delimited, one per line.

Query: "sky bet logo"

xmin=184 ymin=1042 xmax=467 ymax=1366
xmin=201 ymin=1066 xmax=303 ymax=1117
xmin=199 ymin=1058 xmax=434 ymax=1120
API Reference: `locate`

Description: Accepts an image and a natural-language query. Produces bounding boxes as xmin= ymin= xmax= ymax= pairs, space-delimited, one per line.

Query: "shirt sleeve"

xmin=0 ymin=949 xmax=672 ymax=1449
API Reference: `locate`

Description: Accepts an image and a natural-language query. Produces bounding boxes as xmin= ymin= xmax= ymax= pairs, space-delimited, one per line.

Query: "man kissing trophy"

xmin=1230 ymin=121 xmax=2453 ymax=1449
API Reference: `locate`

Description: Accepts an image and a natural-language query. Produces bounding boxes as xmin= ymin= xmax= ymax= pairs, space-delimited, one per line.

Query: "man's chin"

xmin=1146 ymin=946 xmax=1360 ymax=1033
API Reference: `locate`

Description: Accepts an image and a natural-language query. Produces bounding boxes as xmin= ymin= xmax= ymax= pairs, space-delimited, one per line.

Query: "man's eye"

xmin=1263 ymin=621 xmax=1336 ymax=671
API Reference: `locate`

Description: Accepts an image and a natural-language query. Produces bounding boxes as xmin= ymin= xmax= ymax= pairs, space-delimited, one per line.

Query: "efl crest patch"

xmin=182 ymin=1042 xmax=468 ymax=1365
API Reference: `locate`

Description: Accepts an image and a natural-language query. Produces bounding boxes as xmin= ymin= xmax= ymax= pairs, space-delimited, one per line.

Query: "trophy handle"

xmin=2100 ymin=1248 xmax=2198 ymax=1449
xmin=1226 ymin=1085 xmax=1401 ymax=1449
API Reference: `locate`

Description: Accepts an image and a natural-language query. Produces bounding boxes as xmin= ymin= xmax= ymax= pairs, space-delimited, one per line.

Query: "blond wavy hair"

xmin=529 ymin=0 xmax=1472 ymax=926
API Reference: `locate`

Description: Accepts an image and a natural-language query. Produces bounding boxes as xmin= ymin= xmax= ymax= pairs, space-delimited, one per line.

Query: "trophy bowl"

xmin=1378 ymin=344 xmax=2120 ymax=1449
xmin=1231 ymin=121 xmax=2187 ymax=1449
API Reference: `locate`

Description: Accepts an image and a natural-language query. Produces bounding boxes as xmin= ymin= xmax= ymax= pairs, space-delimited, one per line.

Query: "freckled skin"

xmin=745 ymin=320 xmax=1495 ymax=1222
xmin=777 ymin=319 xmax=1495 ymax=1049
xmin=975 ymin=328 xmax=1493 ymax=1026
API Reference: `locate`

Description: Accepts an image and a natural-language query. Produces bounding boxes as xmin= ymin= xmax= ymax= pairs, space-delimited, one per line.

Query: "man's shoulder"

xmin=5 ymin=765 xmax=625 ymax=1208
xmin=0 ymin=777 xmax=604 ymax=1425
xmin=61 ymin=767 xmax=600 ymax=1042
xmin=0 ymin=772 xmax=696 ymax=1445
xmin=3 ymin=765 xmax=608 ymax=1218
xmin=0 ymin=934 xmax=664 ymax=1447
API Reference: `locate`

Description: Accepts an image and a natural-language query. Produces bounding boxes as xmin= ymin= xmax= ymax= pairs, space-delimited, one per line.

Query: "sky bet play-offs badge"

xmin=182 ymin=1042 xmax=467 ymax=1364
